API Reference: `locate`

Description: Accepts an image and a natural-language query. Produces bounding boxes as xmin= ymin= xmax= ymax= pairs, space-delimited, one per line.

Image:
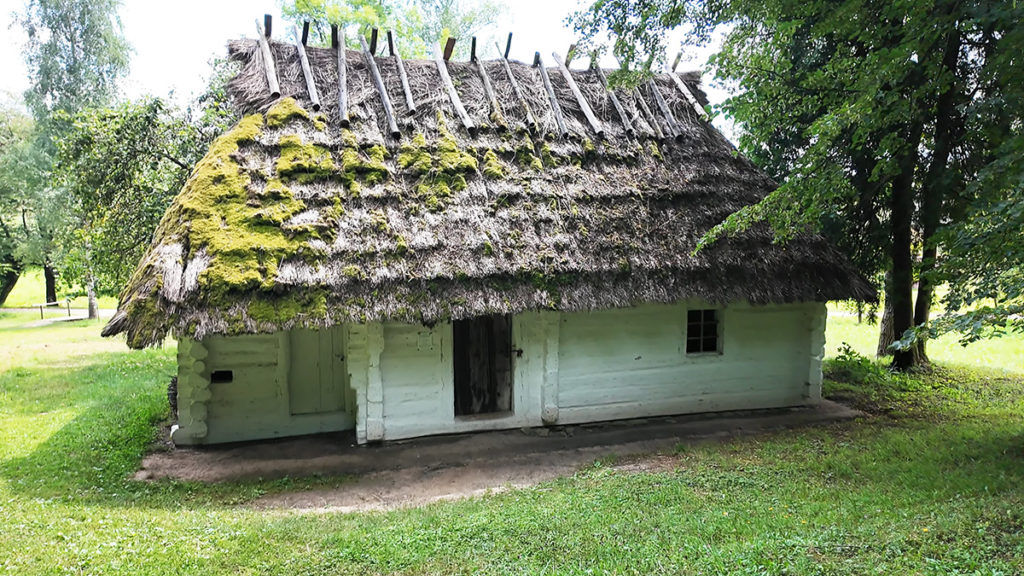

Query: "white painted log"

xmin=254 ymin=19 xmax=281 ymax=98
xmin=292 ymin=25 xmax=321 ymax=111
xmin=434 ymin=51 xmax=476 ymax=135
xmin=669 ymin=72 xmax=708 ymax=120
xmin=552 ymin=51 xmax=603 ymax=136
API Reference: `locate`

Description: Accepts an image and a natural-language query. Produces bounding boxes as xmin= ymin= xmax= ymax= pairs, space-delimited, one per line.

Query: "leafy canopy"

xmin=280 ymin=0 xmax=505 ymax=59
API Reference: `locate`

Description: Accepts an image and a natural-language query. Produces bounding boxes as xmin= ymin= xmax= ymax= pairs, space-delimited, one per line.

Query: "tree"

xmin=280 ymin=0 xmax=504 ymax=58
xmin=51 ymin=96 xmax=222 ymax=311
xmin=0 ymin=103 xmax=36 ymax=304
xmin=14 ymin=0 xmax=131 ymax=316
xmin=572 ymin=0 xmax=1024 ymax=369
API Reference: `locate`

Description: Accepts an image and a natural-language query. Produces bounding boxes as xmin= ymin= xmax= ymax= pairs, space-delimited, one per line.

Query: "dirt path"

xmin=137 ymin=401 xmax=863 ymax=512
xmin=253 ymin=438 xmax=687 ymax=513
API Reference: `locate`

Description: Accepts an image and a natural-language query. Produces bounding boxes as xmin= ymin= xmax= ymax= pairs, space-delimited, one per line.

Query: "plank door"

xmin=453 ymin=315 xmax=513 ymax=415
xmin=288 ymin=328 xmax=348 ymax=415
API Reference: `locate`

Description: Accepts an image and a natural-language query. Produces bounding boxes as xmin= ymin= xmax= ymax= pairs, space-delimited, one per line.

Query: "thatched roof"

xmin=103 ymin=37 xmax=874 ymax=349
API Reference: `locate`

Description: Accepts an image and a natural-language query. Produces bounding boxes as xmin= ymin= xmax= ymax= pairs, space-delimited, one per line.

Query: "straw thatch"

xmin=103 ymin=38 xmax=874 ymax=349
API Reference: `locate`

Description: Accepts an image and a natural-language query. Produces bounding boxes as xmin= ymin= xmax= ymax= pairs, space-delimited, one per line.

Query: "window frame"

xmin=685 ymin=307 xmax=723 ymax=356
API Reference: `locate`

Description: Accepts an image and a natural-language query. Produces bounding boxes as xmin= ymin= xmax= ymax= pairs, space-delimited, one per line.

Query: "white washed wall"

xmin=358 ymin=313 xmax=551 ymax=441
xmin=555 ymin=302 xmax=822 ymax=425
xmin=174 ymin=301 xmax=826 ymax=445
xmin=362 ymin=301 xmax=826 ymax=443
xmin=172 ymin=329 xmax=354 ymax=445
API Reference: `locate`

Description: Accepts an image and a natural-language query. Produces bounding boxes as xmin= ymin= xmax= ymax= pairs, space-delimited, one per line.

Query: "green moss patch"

xmin=396 ymin=115 xmax=481 ymax=212
xmin=277 ymin=134 xmax=335 ymax=182
xmin=340 ymin=144 xmax=389 ymax=188
xmin=513 ymin=133 xmax=543 ymax=171
xmin=162 ymin=114 xmax=312 ymax=301
xmin=648 ymin=141 xmax=663 ymax=160
xmin=247 ymin=290 xmax=328 ymax=325
xmin=482 ymin=149 xmax=506 ymax=178
xmin=266 ymin=98 xmax=310 ymax=128
xmin=398 ymin=134 xmax=433 ymax=174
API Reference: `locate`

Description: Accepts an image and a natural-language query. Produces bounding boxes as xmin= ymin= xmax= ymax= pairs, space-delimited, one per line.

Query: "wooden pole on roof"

xmin=473 ymin=37 xmax=506 ymax=130
xmin=332 ymin=25 xmax=349 ymax=127
xmin=255 ymin=17 xmax=280 ymax=98
xmin=553 ymin=51 xmax=603 ymax=137
xmin=434 ymin=45 xmax=476 ymax=135
xmin=669 ymin=73 xmax=708 ymax=120
xmin=388 ymin=30 xmax=417 ymax=115
xmin=495 ymin=41 xmax=539 ymax=134
xmin=590 ymin=58 xmax=633 ymax=136
xmin=534 ymin=52 xmax=568 ymax=138
xmin=369 ymin=28 xmax=378 ymax=55
xmin=359 ymin=34 xmax=401 ymax=139
xmin=633 ymin=87 xmax=664 ymax=140
xmin=647 ymin=78 xmax=682 ymax=140
xmin=442 ymin=37 xmax=457 ymax=61
xmin=292 ymin=25 xmax=321 ymax=111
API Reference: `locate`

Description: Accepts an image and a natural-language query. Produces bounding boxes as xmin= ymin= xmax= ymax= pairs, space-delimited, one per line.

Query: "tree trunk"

xmin=0 ymin=267 xmax=20 ymax=306
xmin=890 ymin=122 xmax=925 ymax=371
xmin=877 ymin=272 xmax=895 ymax=356
xmin=86 ymin=275 xmax=99 ymax=320
xmin=43 ymin=262 xmax=58 ymax=305
xmin=913 ymin=22 xmax=962 ymax=364
xmin=912 ymin=251 xmax=934 ymax=364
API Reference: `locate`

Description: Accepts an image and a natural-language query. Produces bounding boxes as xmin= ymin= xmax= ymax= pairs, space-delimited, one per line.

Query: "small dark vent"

xmin=211 ymin=370 xmax=234 ymax=383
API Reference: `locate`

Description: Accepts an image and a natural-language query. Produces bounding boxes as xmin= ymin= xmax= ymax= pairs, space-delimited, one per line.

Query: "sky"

xmin=0 ymin=0 xmax=728 ymax=129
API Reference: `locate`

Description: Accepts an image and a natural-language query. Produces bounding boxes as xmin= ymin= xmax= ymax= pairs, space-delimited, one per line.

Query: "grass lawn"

xmin=2 ymin=267 xmax=119 ymax=310
xmin=0 ymin=309 xmax=1022 ymax=575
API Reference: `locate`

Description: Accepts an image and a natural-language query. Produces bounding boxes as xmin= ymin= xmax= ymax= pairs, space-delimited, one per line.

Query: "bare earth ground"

xmin=137 ymin=401 xmax=862 ymax=512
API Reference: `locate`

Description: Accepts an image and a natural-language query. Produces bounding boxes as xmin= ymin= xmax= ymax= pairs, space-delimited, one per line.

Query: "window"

xmin=686 ymin=309 xmax=720 ymax=354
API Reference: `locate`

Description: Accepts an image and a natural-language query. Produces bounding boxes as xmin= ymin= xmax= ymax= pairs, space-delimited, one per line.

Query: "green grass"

xmin=2 ymin=267 xmax=119 ymax=309
xmin=0 ymin=309 xmax=1022 ymax=575
xmin=826 ymin=305 xmax=1024 ymax=374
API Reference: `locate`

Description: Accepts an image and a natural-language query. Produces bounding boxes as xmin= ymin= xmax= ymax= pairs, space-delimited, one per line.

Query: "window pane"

xmin=688 ymin=310 xmax=701 ymax=323
xmin=686 ymin=338 xmax=701 ymax=353
xmin=703 ymin=336 xmax=717 ymax=352
xmin=703 ymin=309 xmax=716 ymax=322
xmin=702 ymin=322 xmax=717 ymax=338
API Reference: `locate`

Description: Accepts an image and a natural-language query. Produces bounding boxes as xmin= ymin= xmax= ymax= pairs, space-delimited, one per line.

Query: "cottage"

xmin=103 ymin=25 xmax=874 ymax=445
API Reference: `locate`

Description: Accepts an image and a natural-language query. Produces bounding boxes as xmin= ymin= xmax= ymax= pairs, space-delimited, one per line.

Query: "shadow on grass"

xmin=1 ymin=350 xmax=173 ymax=502
xmin=1 ymin=349 xmax=339 ymax=508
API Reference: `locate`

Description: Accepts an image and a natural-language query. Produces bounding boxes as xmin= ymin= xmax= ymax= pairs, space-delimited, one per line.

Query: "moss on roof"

xmin=102 ymin=44 xmax=875 ymax=349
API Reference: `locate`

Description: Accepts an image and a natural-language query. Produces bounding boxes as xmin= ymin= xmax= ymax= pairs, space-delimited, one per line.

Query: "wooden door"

xmin=453 ymin=315 xmax=512 ymax=415
xmin=288 ymin=327 xmax=348 ymax=415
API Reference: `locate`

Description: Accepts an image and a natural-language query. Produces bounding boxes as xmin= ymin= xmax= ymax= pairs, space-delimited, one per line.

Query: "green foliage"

xmin=16 ymin=0 xmax=131 ymax=123
xmin=52 ymin=98 xmax=207 ymax=295
xmin=0 ymin=103 xmax=42 ymax=299
xmin=574 ymin=0 xmax=1024 ymax=356
xmin=280 ymin=0 xmax=505 ymax=58
xmin=570 ymin=0 xmax=687 ymax=76
xmin=933 ymin=134 xmax=1024 ymax=342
